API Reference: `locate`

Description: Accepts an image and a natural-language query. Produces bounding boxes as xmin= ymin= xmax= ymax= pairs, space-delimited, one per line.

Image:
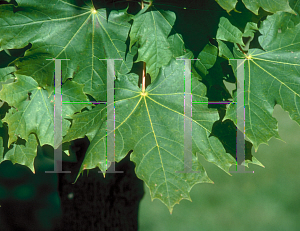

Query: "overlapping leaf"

xmin=242 ymin=0 xmax=296 ymax=15
xmin=216 ymin=17 xmax=245 ymax=46
xmin=167 ymin=33 xmax=194 ymax=59
xmin=129 ymin=2 xmax=176 ymax=82
xmin=64 ymin=58 xmax=235 ymax=213
xmin=222 ymin=10 xmax=300 ymax=150
xmin=215 ymin=0 xmax=238 ymax=14
xmin=0 ymin=66 xmax=16 ymax=83
xmin=0 ymin=134 xmax=38 ymax=173
xmin=0 ymin=0 xmax=137 ymax=100
xmin=216 ymin=0 xmax=295 ymax=15
xmin=0 ymin=74 xmax=90 ymax=148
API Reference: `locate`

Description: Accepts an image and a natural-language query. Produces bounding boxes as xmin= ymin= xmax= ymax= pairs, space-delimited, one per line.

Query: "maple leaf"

xmin=0 ymin=74 xmax=91 ymax=149
xmin=216 ymin=0 xmax=296 ymax=15
xmin=218 ymin=11 xmax=300 ymax=150
xmin=129 ymin=2 xmax=176 ymax=82
xmin=63 ymin=58 xmax=236 ymax=213
xmin=0 ymin=0 xmax=137 ymax=100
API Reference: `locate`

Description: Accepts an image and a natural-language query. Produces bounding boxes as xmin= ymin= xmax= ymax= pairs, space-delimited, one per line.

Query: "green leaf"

xmin=0 ymin=74 xmax=71 ymax=148
xmin=129 ymin=5 xmax=176 ymax=82
xmin=60 ymin=80 xmax=91 ymax=119
xmin=224 ymin=90 xmax=238 ymax=124
xmin=241 ymin=22 xmax=259 ymax=52
xmin=62 ymin=103 xmax=107 ymax=144
xmin=243 ymin=22 xmax=259 ymax=38
xmin=0 ymin=66 xmax=16 ymax=83
xmin=202 ymin=58 xmax=233 ymax=103
xmin=167 ymin=33 xmax=194 ymax=59
xmin=0 ymin=1 xmax=137 ymax=99
xmin=215 ymin=0 xmax=296 ymax=15
xmin=242 ymin=0 xmax=296 ymax=15
xmin=194 ymin=43 xmax=218 ymax=76
xmin=66 ymin=58 xmax=235 ymax=213
xmin=0 ymin=134 xmax=38 ymax=173
xmin=216 ymin=17 xmax=245 ymax=46
xmin=224 ymin=11 xmax=300 ymax=150
xmin=217 ymin=39 xmax=234 ymax=59
xmin=215 ymin=0 xmax=238 ymax=13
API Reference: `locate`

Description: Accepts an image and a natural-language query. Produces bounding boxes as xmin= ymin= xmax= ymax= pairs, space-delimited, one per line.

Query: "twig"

xmin=236 ymin=43 xmax=246 ymax=55
xmin=142 ymin=62 xmax=146 ymax=92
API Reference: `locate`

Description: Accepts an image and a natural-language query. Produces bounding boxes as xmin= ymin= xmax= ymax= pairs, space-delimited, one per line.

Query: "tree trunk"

xmin=54 ymin=137 xmax=144 ymax=231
